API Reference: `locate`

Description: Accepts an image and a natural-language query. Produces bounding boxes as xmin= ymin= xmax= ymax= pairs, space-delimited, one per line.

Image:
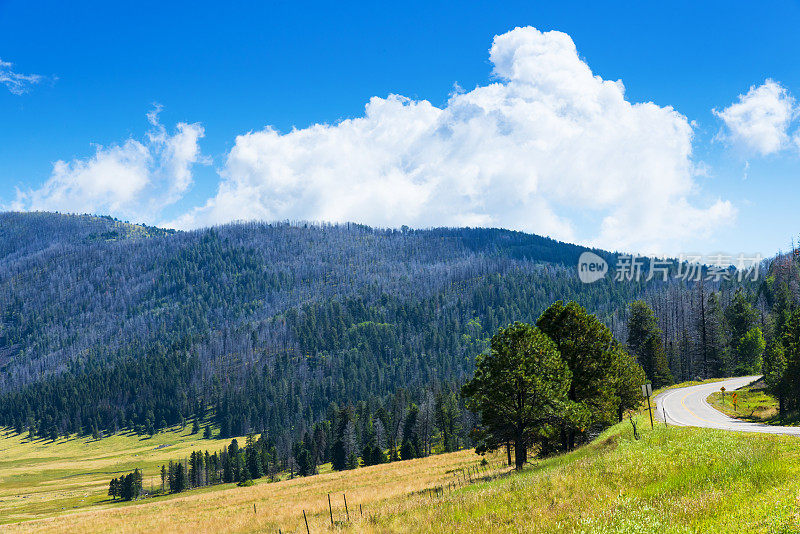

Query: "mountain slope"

xmin=0 ymin=213 xmax=622 ymax=392
xmin=0 ymin=212 xmax=749 ymax=448
xmin=0 ymin=213 xmax=636 ymax=439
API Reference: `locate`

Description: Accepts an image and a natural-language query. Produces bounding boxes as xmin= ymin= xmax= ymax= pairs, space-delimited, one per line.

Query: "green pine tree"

xmin=626 ymin=300 xmax=673 ymax=387
xmin=462 ymin=321 xmax=583 ymax=469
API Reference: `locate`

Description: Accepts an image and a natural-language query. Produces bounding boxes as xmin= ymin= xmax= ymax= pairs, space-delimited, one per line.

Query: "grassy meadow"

xmin=0 ymin=427 xmax=505 ymax=533
xmin=0 ymin=425 xmax=249 ymax=524
xmin=4 ymin=391 xmax=800 ymax=532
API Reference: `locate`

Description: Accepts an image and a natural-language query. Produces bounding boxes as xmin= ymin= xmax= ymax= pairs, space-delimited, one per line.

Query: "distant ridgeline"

xmin=0 ymin=212 xmax=763 ymax=451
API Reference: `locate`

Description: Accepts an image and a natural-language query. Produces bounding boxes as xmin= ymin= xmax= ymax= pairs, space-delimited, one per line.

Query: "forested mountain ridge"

xmin=0 ymin=211 xmax=616 ymax=392
xmin=0 ymin=211 xmax=761 ymax=453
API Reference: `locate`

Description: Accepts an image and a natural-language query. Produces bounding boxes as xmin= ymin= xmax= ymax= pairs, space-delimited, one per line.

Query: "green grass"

xmin=0 ymin=424 xmax=237 ymax=524
xmin=362 ymin=417 xmax=800 ymax=533
xmin=708 ymin=381 xmax=779 ymax=421
xmin=707 ymin=380 xmax=800 ymax=427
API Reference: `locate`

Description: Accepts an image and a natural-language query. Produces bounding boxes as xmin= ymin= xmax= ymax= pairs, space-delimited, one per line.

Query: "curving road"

xmin=653 ymin=376 xmax=800 ymax=436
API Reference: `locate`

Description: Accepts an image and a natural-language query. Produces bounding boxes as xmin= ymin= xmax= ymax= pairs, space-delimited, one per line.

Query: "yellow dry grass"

xmin=3 ymin=438 xmax=504 ymax=533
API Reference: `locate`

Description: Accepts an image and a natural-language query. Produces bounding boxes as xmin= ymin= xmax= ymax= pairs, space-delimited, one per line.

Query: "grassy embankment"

xmin=707 ymin=379 xmax=778 ymax=421
xmin=705 ymin=378 xmax=800 ymax=428
xmin=366 ymin=421 xmax=800 ymax=533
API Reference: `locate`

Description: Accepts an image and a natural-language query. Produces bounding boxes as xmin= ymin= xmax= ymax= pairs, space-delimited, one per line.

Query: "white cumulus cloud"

xmin=171 ymin=26 xmax=732 ymax=254
xmin=714 ymin=79 xmax=796 ymax=156
xmin=13 ymin=107 xmax=206 ymax=222
xmin=0 ymin=58 xmax=44 ymax=95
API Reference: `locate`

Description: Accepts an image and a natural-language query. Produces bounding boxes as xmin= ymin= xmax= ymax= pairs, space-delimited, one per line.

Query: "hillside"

xmin=0 ymin=212 xmax=760 ymax=453
xmin=0 ymin=211 xmax=617 ymax=391
xmin=369 ymin=421 xmax=799 ymax=533
xmin=0 ymin=213 xmax=639 ymax=441
xmin=0 ymin=212 xmax=789 ymax=533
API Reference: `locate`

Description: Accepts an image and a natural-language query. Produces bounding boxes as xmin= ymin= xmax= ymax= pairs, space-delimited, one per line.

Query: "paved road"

xmin=653 ymin=376 xmax=800 ymax=436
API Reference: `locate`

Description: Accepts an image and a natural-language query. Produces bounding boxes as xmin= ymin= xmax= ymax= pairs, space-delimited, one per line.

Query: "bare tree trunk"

xmin=699 ymin=280 xmax=708 ymax=378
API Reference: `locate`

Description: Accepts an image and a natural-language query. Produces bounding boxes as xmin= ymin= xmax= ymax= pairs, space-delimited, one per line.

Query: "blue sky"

xmin=2 ymin=0 xmax=800 ymax=256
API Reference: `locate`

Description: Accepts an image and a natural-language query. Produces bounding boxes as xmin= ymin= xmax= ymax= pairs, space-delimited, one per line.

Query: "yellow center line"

xmin=679 ymin=388 xmax=723 ymax=426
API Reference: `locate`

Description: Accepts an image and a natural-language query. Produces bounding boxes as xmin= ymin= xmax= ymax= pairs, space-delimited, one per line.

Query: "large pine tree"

xmin=462 ymin=322 xmax=580 ymax=469
xmin=537 ymin=301 xmax=646 ymax=449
